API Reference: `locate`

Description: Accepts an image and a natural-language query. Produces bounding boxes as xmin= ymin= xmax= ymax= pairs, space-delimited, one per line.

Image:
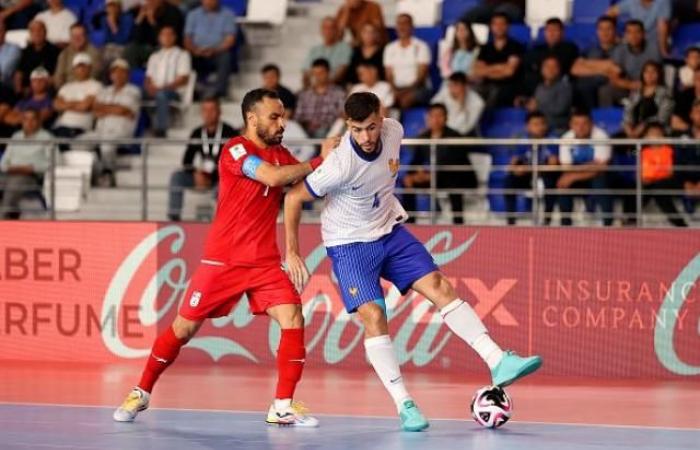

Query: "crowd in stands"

xmin=0 ymin=0 xmax=698 ymax=226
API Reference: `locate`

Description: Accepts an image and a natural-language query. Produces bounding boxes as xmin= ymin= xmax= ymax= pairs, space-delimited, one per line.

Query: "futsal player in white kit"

xmin=284 ymin=92 xmax=542 ymax=431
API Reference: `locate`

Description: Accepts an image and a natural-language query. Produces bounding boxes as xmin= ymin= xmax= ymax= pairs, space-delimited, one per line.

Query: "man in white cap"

xmin=6 ymin=67 xmax=55 ymax=126
xmin=79 ymin=58 xmax=141 ymax=186
xmin=52 ymin=52 xmax=103 ymax=149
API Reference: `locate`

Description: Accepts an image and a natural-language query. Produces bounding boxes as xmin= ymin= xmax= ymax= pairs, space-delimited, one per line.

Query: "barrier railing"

xmin=0 ymin=137 xmax=698 ymax=226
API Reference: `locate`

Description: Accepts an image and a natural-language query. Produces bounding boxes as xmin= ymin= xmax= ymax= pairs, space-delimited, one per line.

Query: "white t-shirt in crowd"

xmin=559 ymin=126 xmax=612 ymax=165
xmin=430 ymin=85 xmax=485 ymax=135
xmin=383 ymin=37 xmax=431 ymax=88
xmin=56 ymin=79 xmax=103 ymax=130
xmin=35 ymin=8 xmax=78 ymax=45
xmin=95 ymin=83 xmax=142 ymax=137
xmin=350 ymin=80 xmax=395 ymax=108
xmin=146 ymin=47 xmax=192 ymax=97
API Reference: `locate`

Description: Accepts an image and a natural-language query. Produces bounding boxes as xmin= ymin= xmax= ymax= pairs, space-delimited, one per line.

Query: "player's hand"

xmin=320 ymin=136 xmax=341 ymax=159
xmin=285 ymin=252 xmax=310 ymax=294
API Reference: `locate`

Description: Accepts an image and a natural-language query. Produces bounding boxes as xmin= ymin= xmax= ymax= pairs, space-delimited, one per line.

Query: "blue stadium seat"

xmin=508 ymin=24 xmax=531 ymax=47
xmin=440 ymin=0 xmax=479 ymax=26
xmin=221 ymin=0 xmax=247 ymax=16
xmin=401 ymin=107 xmax=428 ymax=138
xmin=481 ymin=108 xmax=527 ymax=138
xmin=572 ymin=0 xmax=611 ymax=24
xmin=592 ymin=107 xmax=624 ymax=135
xmin=672 ymin=24 xmax=700 ymax=57
xmin=129 ymin=68 xmax=146 ymax=89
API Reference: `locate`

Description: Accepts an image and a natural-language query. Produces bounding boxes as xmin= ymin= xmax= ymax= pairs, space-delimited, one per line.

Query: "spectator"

xmin=345 ymin=23 xmax=385 ymax=85
xmin=0 ymin=80 xmax=16 ymax=146
xmin=522 ymin=17 xmax=579 ymax=95
xmin=439 ymin=19 xmax=480 ymax=79
xmin=125 ymin=0 xmax=184 ymax=68
xmin=0 ymin=20 xmax=20 ymax=88
xmin=335 ymin=0 xmax=387 ymax=46
xmin=678 ymin=100 xmax=700 ymax=201
xmin=557 ymin=109 xmax=613 ymax=226
xmin=167 ymin=97 xmax=236 ymax=221
xmin=0 ymin=109 xmax=53 ymax=219
xmin=303 ymin=17 xmax=351 ymax=87
xmin=282 ymin=108 xmax=315 ymax=163
xmin=673 ymin=0 xmax=700 ymax=23
xmin=53 ymin=24 xmax=103 ymax=89
xmin=35 ymin=0 xmax=78 ymax=48
xmin=90 ymin=0 xmax=135 ymax=63
xmin=402 ymin=103 xmax=477 ymax=224
xmin=430 ymin=71 xmax=484 ymax=136
xmin=14 ymin=21 xmax=60 ymax=96
xmin=260 ymin=64 xmax=296 ymax=113
xmin=678 ymin=46 xmax=700 ymax=90
xmin=524 ymin=55 xmax=573 ymax=134
xmin=622 ymin=61 xmax=673 ymax=138
xmin=78 ymin=59 xmax=142 ymax=186
xmin=571 ymin=16 xmax=620 ymax=110
xmin=473 ymin=12 xmax=524 ymax=108
xmin=295 ymin=58 xmax=345 ymax=138
xmin=53 ymin=53 xmax=103 ymax=147
xmin=599 ymin=19 xmax=661 ymax=107
xmin=672 ymin=69 xmax=700 ymax=131
xmin=383 ymin=14 xmax=432 ymax=109
xmin=0 ymin=0 xmax=39 ymax=30
xmin=145 ymin=26 xmax=191 ymax=137
xmin=621 ymin=122 xmax=687 ymax=226
xmin=350 ymin=62 xmax=394 ymax=112
xmin=607 ymin=0 xmax=671 ymax=56
xmin=460 ymin=0 xmax=525 ymax=24
xmin=504 ymin=111 xmax=559 ymax=225
xmin=5 ymin=67 xmax=54 ymax=127
xmin=184 ymin=0 xmax=237 ymax=99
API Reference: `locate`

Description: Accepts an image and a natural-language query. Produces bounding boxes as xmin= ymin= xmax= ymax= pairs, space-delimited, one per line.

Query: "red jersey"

xmin=202 ymin=136 xmax=298 ymax=266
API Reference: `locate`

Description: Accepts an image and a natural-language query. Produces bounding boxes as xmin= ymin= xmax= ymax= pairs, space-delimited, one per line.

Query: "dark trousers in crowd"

xmin=557 ymin=175 xmax=614 ymax=226
xmin=504 ymin=171 xmax=558 ymax=225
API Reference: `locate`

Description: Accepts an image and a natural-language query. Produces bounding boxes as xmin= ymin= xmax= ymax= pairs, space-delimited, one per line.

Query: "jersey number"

xmin=372 ymin=192 xmax=380 ymax=209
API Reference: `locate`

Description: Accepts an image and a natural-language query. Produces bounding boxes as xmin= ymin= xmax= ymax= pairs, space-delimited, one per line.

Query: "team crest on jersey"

xmin=349 ymin=287 xmax=358 ymax=297
xmin=189 ymin=291 xmax=202 ymax=307
xmin=229 ymin=143 xmax=247 ymax=161
xmin=388 ymin=159 xmax=399 ymax=178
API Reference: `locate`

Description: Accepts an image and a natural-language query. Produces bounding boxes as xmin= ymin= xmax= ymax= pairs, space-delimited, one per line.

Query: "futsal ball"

xmin=470 ymin=386 xmax=512 ymax=428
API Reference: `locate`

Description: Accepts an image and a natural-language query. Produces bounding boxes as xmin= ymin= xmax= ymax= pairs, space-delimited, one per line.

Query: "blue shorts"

xmin=326 ymin=225 xmax=438 ymax=313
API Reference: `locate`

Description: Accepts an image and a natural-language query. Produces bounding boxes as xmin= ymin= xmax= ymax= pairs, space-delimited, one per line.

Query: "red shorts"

xmin=178 ymin=261 xmax=301 ymax=321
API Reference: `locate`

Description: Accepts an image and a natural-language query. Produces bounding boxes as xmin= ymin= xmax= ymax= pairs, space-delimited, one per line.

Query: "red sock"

xmin=138 ymin=326 xmax=186 ymax=393
xmin=275 ymin=328 xmax=306 ymax=400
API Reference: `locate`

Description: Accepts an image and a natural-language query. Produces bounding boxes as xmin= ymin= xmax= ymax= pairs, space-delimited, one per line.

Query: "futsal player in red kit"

xmin=113 ymin=89 xmax=332 ymax=427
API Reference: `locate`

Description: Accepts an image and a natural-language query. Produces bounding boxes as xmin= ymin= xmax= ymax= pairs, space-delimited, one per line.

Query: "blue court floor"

xmin=0 ymin=403 xmax=697 ymax=450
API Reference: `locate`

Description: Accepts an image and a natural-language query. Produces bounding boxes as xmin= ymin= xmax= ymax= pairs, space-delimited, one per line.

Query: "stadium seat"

xmin=398 ymin=0 xmax=441 ymax=26
xmin=238 ymin=0 xmax=287 ymax=25
xmin=508 ymin=24 xmax=531 ymax=47
xmin=440 ymin=0 xmax=479 ymax=26
xmin=672 ymin=24 xmax=700 ymax=57
xmin=481 ymin=108 xmax=527 ymax=138
xmin=525 ymin=0 xmax=569 ymax=33
xmin=221 ymin=0 xmax=247 ymax=16
xmin=129 ymin=68 xmax=146 ymax=89
xmin=572 ymin=0 xmax=611 ymax=24
xmin=401 ymin=107 xmax=428 ymax=138
xmin=592 ymin=107 xmax=624 ymax=135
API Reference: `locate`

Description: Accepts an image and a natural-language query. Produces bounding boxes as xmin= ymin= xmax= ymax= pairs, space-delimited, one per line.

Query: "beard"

xmin=256 ymin=124 xmax=284 ymax=146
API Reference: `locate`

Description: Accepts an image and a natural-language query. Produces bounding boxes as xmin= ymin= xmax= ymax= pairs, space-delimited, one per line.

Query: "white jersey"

xmin=305 ymin=117 xmax=407 ymax=247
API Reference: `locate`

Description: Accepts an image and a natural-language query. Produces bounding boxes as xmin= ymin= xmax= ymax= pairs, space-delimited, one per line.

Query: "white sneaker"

xmin=113 ymin=387 xmax=150 ymax=422
xmin=265 ymin=401 xmax=319 ymax=427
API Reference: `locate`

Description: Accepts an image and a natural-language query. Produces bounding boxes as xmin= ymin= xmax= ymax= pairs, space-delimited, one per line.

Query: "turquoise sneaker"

xmin=399 ymin=400 xmax=429 ymax=432
xmin=491 ymin=351 xmax=542 ymax=387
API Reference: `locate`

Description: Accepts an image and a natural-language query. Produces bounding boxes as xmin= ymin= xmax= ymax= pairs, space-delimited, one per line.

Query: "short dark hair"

xmin=448 ymin=71 xmax=468 ymax=84
xmin=643 ymin=121 xmax=665 ymax=135
xmin=571 ymin=107 xmax=592 ymax=119
xmin=545 ymin=17 xmax=564 ymax=28
xmin=428 ymin=103 xmax=448 ymax=116
xmin=491 ymin=12 xmax=510 ymax=24
xmin=261 ymin=64 xmax=280 ymax=75
xmin=345 ymin=92 xmax=380 ymax=122
xmin=311 ymin=58 xmax=330 ymax=71
xmin=397 ymin=13 xmax=414 ymax=25
xmin=526 ymin=110 xmax=546 ymax=122
xmin=70 ymin=23 xmax=86 ymax=32
xmin=625 ymin=19 xmax=645 ymax=31
xmin=241 ymin=89 xmax=280 ymax=125
xmin=201 ymin=96 xmax=221 ymax=107
xmin=597 ymin=15 xmax=616 ymax=27
xmin=686 ymin=46 xmax=700 ymax=56
xmin=22 ymin=107 xmax=40 ymax=117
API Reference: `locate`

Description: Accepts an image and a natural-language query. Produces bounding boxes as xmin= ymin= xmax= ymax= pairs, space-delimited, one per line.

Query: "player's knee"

xmin=429 ymin=273 xmax=457 ymax=305
xmin=357 ymin=302 xmax=387 ymax=335
xmin=172 ymin=316 xmax=201 ymax=341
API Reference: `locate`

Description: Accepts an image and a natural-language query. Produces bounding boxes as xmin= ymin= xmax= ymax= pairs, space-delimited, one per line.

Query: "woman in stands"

xmin=439 ymin=19 xmax=480 ymax=79
xmin=345 ymin=23 xmax=385 ymax=85
xmin=622 ymin=60 xmax=673 ymax=138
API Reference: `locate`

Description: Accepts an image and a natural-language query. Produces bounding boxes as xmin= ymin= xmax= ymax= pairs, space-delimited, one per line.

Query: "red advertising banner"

xmin=0 ymin=222 xmax=698 ymax=379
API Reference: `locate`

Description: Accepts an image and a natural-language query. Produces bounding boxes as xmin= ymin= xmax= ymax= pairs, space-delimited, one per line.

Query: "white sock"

xmin=440 ymin=299 xmax=504 ymax=369
xmin=274 ymin=398 xmax=291 ymax=410
xmin=365 ymin=335 xmax=412 ymax=411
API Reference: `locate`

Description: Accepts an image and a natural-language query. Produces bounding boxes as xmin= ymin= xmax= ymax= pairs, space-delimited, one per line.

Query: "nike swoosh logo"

xmin=351 ymin=185 xmax=363 ymax=190
xmin=389 ymin=376 xmax=402 ymax=384
xmin=289 ymin=359 xmax=306 ymax=363
xmin=152 ymin=355 xmax=167 ymax=364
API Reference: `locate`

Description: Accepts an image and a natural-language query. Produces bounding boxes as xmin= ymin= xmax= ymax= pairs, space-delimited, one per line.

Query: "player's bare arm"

xmin=284 ymin=182 xmax=316 ymax=292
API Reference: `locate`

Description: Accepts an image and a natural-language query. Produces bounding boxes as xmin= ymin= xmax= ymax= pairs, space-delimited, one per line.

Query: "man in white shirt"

xmin=383 ymin=14 xmax=431 ymax=109
xmin=78 ymin=58 xmax=142 ymax=186
xmin=34 ymin=0 xmax=77 ymax=47
xmin=557 ymin=108 xmax=613 ymax=226
xmin=52 ymin=52 xmax=103 ymax=150
xmin=430 ymin=71 xmax=484 ymax=136
xmin=350 ymin=61 xmax=394 ymax=114
xmin=146 ymin=25 xmax=191 ymax=137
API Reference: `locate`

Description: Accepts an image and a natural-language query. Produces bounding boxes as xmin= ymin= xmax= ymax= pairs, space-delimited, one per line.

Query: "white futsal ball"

xmin=470 ymin=386 xmax=512 ymax=428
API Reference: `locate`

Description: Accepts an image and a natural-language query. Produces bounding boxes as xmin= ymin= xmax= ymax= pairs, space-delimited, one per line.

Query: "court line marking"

xmin=0 ymin=401 xmax=698 ymax=432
